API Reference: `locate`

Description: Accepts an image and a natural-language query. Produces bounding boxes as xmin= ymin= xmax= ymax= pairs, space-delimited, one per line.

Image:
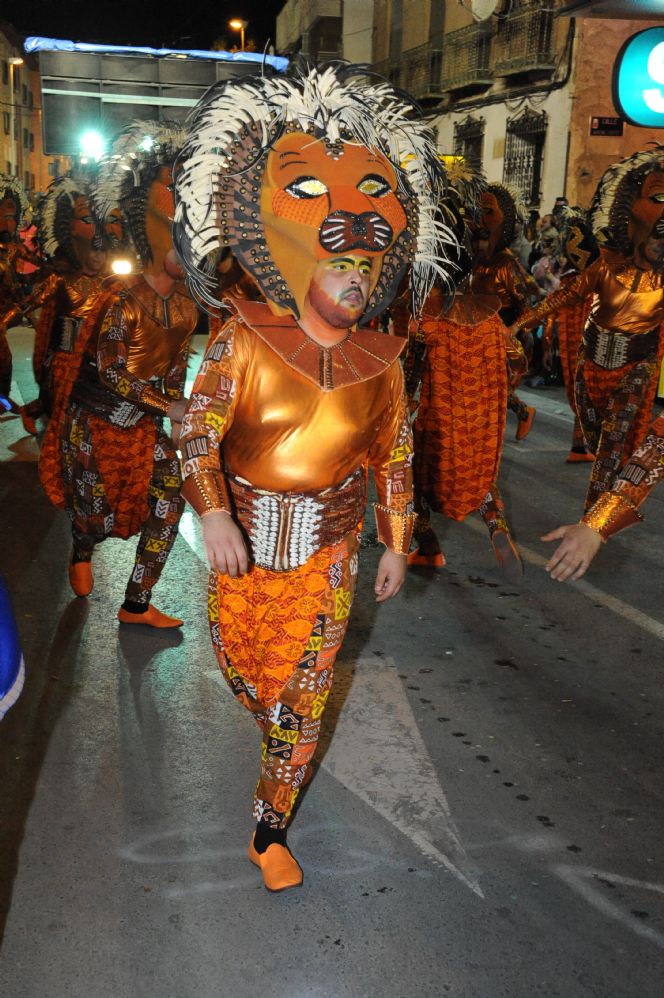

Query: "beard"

xmin=308 ymin=283 xmax=365 ymax=328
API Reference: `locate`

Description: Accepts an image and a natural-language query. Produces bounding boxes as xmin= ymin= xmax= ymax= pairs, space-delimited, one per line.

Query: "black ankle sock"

xmin=253 ymin=822 xmax=287 ymax=854
xmin=121 ymin=600 xmax=149 ymax=615
xmin=71 ymin=555 xmax=91 ymax=566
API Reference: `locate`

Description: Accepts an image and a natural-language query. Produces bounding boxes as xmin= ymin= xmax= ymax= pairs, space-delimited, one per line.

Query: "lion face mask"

xmin=174 ymin=66 xmax=458 ymax=326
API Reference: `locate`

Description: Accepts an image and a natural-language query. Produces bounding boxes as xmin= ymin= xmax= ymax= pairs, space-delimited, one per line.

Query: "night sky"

xmin=8 ymin=0 xmax=281 ymax=53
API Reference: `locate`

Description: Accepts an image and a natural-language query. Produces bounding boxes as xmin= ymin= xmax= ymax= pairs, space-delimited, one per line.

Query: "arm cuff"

xmin=581 ymin=492 xmax=643 ymax=541
xmin=374 ymin=503 xmax=414 ymax=555
xmin=181 ymin=470 xmax=232 ymax=517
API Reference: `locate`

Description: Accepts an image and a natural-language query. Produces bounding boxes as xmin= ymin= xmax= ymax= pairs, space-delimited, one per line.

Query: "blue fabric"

xmin=0 ymin=575 xmax=24 ymax=718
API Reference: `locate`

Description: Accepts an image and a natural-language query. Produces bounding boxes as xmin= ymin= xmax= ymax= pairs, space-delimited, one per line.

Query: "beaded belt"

xmin=584 ymin=322 xmax=659 ymax=370
xmin=226 ymin=468 xmax=366 ymax=572
xmin=54 ymin=315 xmax=82 ymax=353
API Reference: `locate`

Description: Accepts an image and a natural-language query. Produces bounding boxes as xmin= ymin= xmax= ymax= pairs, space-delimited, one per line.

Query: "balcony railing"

xmin=372 ymin=59 xmax=402 ymax=90
xmin=494 ymin=3 xmax=556 ymax=76
xmin=441 ymin=22 xmax=493 ymax=92
xmin=400 ymin=37 xmax=445 ymax=102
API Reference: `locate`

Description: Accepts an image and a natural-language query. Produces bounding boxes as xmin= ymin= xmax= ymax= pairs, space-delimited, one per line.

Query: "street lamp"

xmin=229 ymin=18 xmax=248 ymax=51
xmin=8 ymin=57 xmax=23 ymax=182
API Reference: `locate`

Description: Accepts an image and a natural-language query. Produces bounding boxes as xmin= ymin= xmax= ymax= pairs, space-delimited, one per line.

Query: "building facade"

xmin=371 ymin=1 xmax=664 ymax=213
xmin=276 ymin=0 xmax=374 ymax=65
xmin=1 ymin=22 xmax=66 ymax=199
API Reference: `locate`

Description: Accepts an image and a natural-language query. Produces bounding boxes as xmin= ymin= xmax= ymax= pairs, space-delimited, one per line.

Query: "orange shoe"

xmin=407 ymin=548 xmax=446 ymax=568
xmin=515 ymin=406 xmax=536 ymax=441
xmin=117 ymin=605 xmax=183 ymax=628
xmin=19 ymin=406 xmax=38 ymax=436
xmin=68 ymin=561 xmax=93 ymax=597
xmin=491 ymin=529 xmax=524 ymax=584
xmin=247 ymin=836 xmax=303 ymax=893
xmin=566 ymin=449 xmax=595 ymax=463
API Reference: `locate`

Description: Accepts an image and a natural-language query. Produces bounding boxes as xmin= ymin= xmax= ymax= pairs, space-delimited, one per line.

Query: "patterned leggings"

xmin=68 ymin=429 xmax=184 ymax=606
xmin=575 ymin=346 xmax=662 ymax=511
xmin=413 ymin=481 xmax=510 ymax=550
xmin=207 ymin=533 xmax=359 ymax=830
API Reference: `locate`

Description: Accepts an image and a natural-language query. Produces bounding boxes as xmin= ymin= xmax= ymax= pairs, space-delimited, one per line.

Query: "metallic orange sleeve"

xmin=581 ymin=492 xmax=643 ymax=540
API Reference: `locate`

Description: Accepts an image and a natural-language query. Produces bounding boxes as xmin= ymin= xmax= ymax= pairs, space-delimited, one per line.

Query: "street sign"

xmin=612 ymin=27 xmax=664 ymax=127
xmin=589 ymin=115 xmax=624 ymax=136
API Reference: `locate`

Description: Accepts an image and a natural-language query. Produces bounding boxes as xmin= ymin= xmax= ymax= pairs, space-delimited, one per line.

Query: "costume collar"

xmin=603 ymin=249 xmax=664 ymax=293
xmin=231 ymin=297 xmax=405 ymax=391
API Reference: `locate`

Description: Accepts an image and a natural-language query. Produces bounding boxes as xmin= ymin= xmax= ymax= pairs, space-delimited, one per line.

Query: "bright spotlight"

xmin=111 ymin=258 xmax=132 ymax=276
xmin=139 ymin=135 xmax=155 ymax=152
xmin=79 ymin=130 xmax=106 ymax=161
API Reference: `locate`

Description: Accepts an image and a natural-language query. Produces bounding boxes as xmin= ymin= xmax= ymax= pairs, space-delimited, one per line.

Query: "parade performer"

xmin=0 ymin=173 xmax=37 ymax=413
xmin=174 ymin=65 xmax=454 ymax=891
xmin=542 ymin=409 xmax=664 ymax=580
xmin=20 ymin=175 xmax=107 ymax=435
xmin=540 ymin=208 xmax=598 ymax=463
xmin=43 ymin=122 xmax=198 ymax=626
xmin=513 ymin=147 xmax=664 ymax=511
xmin=470 ymin=182 xmax=540 ymax=440
xmin=405 ymin=191 xmax=527 ymax=582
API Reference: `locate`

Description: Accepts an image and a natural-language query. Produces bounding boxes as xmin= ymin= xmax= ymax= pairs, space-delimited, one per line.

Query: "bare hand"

xmin=374 ymin=549 xmax=407 ymax=602
xmin=541 ymin=523 xmax=603 ymax=582
xmin=202 ymin=511 xmax=249 ymax=577
xmin=167 ymin=397 xmax=189 ymax=423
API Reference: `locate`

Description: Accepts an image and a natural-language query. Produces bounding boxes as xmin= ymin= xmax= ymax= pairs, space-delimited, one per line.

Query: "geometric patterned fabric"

xmin=413 ymin=313 xmax=507 ymax=520
xmin=208 ymin=529 xmax=360 ymax=829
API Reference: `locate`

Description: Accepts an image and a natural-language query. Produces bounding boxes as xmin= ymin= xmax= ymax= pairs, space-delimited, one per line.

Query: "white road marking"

xmin=462 ymin=517 xmax=664 ymax=642
xmin=322 ymin=654 xmax=483 ymax=896
xmin=556 ymin=864 xmax=664 ymax=950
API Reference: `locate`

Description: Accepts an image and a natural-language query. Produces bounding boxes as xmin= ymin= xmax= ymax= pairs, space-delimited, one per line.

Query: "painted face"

xmin=0 ymin=195 xmax=18 ymax=243
xmin=308 ymin=254 xmax=372 ymax=328
xmin=104 ymin=206 xmax=125 ymax=248
xmin=70 ymin=194 xmax=97 ymax=268
xmin=261 ymin=132 xmax=407 ymax=317
xmin=144 ymin=166 xmax=176 ymax=267
xmin=629 ymin=170 xmax=664 ymax=262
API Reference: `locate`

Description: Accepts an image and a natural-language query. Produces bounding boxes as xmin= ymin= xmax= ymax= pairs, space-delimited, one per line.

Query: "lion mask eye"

xmin=284 ymin=176 xmax=329 ymax=199
xmin=357 ymin=174 xmax=391 ymax=197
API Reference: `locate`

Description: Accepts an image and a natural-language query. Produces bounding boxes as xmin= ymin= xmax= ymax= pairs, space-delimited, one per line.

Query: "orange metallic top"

xmin=470 ymin=249 xmax=539 ymax=313
xmin=515 ymin=250 xmax=664 ymax=334
xmin=74 ymin=276 xmax=199 ymax=417
xmin=105 ymin=276 xmax=199 ymax=382
xmin=179 ymin=298 xmax=414 ymax=550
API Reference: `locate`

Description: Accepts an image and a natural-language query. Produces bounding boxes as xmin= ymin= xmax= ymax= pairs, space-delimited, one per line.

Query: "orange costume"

xmin=20 ymin=176 xmax=108 ymax=435
xmin=173 ymin=65 xmax=453 ymax=888
xmin=517 ymin=149 xmax=664 ymax=510
xmin=44 ymin=123 xmax=198 ymax=624
xmin=180 ymin=296 xmax=412 ymax=783
xmin=407 ymin=284 xmax=526 ymax=581
xmin=0 ymin=174 xmax=35 ymax=408
xmin=470 ymin=184 xmax=540 ymax=438
xmin=515 ymin=249 xmax=664 ymax=509
xmin=582 ymin=410 xmax=664 ymax=539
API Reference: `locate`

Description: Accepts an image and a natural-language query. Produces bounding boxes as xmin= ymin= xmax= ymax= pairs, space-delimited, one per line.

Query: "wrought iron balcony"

xmin=441 ymin=22 xmax=494 ymax=92
xmin=494 ymin=2 xmax=556 ymax=76
xmin=372 ymin=59 xmax=402 ymax=90
xmin=400 ymin=37 xmax=445 ymax=103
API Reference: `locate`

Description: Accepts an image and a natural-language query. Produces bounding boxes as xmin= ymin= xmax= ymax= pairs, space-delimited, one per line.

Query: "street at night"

xmin=1 ymin=327 xmax=663 ymax=997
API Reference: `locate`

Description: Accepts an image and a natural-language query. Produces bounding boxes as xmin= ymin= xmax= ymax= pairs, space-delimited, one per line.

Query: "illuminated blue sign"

xmin=613 ymin=28 xmax=664 ymax=128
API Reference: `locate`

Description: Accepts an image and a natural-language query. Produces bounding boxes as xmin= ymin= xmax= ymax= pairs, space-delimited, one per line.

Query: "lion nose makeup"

xmin=319 ymin=211 xmax=394 ymax=253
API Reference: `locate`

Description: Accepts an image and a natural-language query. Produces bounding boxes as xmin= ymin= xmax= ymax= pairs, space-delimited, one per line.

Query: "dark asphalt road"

xmin=1 ymin=326 xmax=663 ymax=997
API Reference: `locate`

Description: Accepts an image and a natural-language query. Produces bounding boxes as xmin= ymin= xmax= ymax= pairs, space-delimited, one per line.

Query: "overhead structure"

xmin=24 ymin=37 xmax=288 ymax=157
